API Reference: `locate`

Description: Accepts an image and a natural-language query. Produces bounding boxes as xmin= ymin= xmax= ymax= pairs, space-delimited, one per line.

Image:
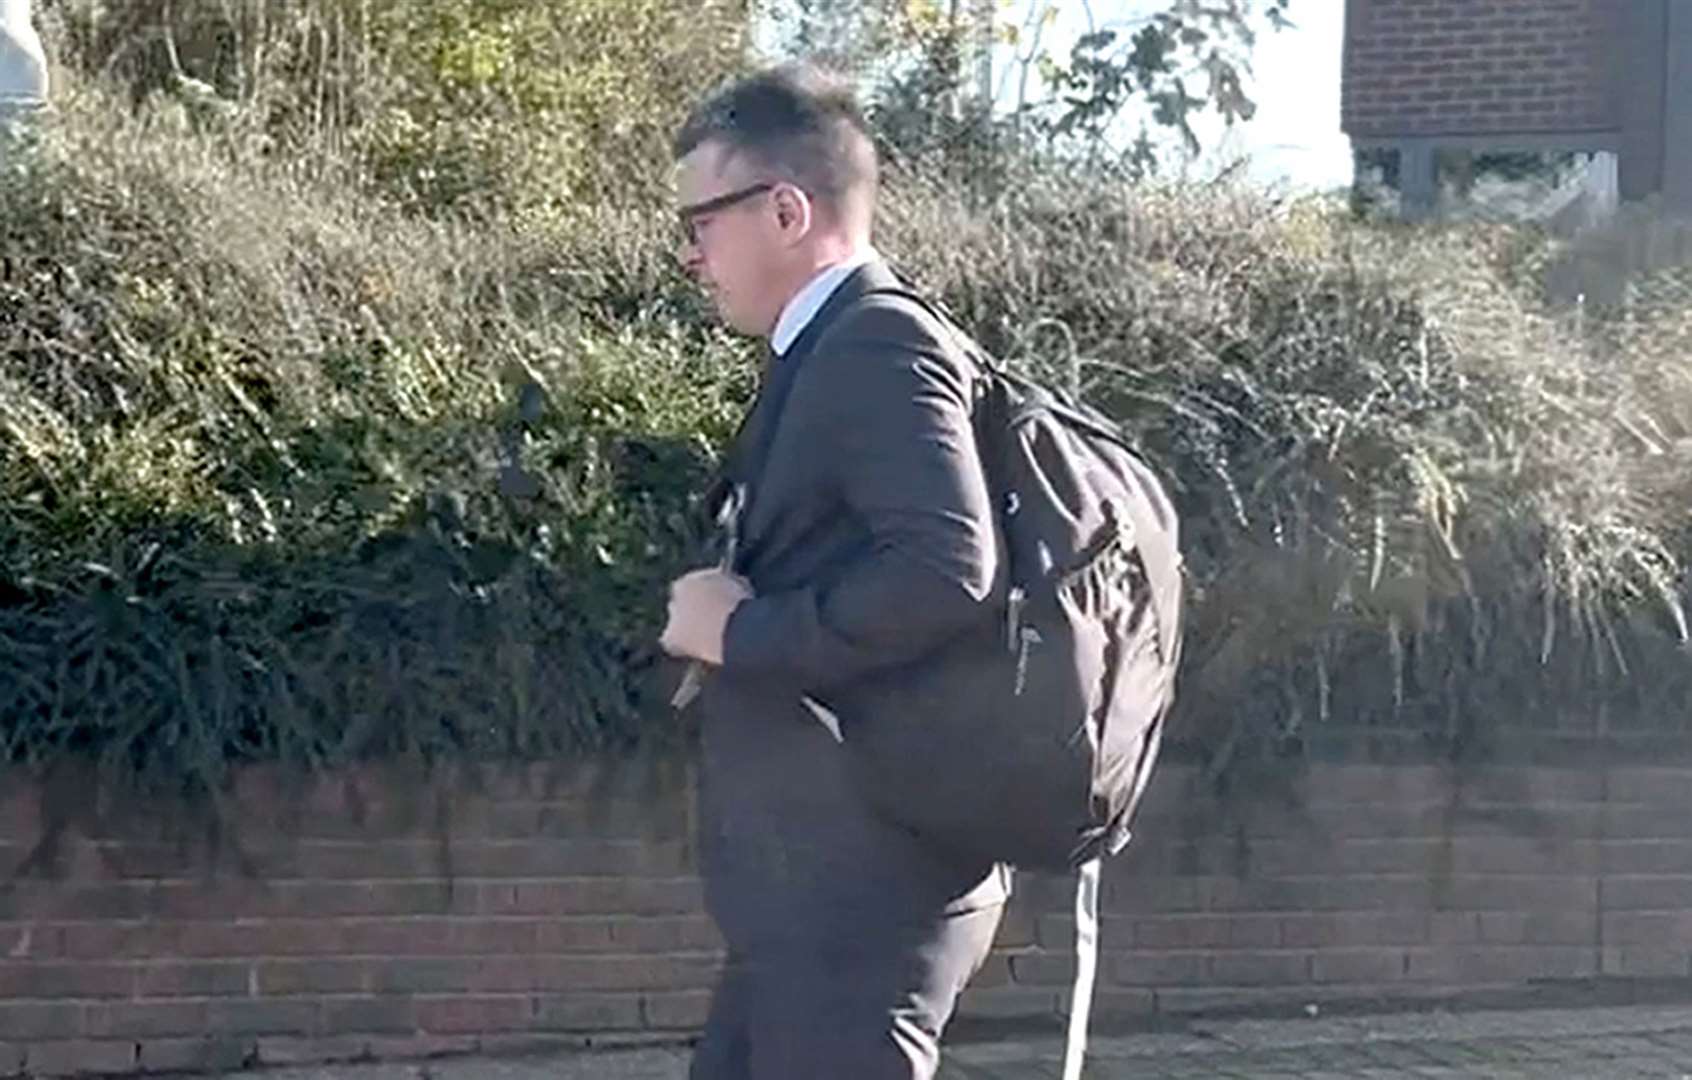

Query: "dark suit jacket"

xmin=694 ymin=260 xmax=1011 ymax=949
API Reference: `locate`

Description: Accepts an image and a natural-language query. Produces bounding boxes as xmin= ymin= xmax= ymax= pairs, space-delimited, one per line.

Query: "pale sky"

xmin=1002 ymin=0 xmax=1353 ymax=191
xmin=1208 ymin=1 xmax=1352 ymax=190
xmin=756 ymin=1 xmax=1354 ymax=192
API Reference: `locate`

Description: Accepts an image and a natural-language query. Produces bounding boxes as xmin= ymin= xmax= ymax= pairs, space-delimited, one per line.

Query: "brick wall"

xmin=1342 ymin=0 xmax=1621 ymax=139
xmin=5 ymin=755 xmax=1692 ymax=1075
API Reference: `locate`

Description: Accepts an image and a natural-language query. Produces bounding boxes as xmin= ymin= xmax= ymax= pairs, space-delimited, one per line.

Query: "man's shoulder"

xmin=815 ymin=285 xmax=980 ymax=376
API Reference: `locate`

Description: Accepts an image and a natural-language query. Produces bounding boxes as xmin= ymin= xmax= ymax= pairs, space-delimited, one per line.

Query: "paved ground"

xmin=207 ymin=1004 xmax=1692 ymax=1079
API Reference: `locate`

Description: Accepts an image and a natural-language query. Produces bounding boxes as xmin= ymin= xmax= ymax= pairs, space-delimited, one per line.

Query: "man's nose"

xmin=677 ymin=234 xmax=702 ymax=271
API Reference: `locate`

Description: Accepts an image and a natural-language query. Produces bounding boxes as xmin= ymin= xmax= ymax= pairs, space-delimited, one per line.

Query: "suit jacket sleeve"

xmin=719 ymin=300 xmax=999 ymax=691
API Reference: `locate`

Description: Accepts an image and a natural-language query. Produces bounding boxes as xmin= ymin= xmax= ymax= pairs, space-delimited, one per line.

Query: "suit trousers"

xmin=687 ymin=901 xmax=1005 ymax=1080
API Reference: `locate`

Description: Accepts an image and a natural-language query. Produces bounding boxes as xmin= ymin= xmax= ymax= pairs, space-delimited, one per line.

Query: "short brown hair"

xmin=674 ymin=63 xmax=879 ymax=226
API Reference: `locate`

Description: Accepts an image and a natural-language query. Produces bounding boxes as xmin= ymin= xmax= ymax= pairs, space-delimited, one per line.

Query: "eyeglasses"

xmin=677 ymin=181 xmax=775 ymax=245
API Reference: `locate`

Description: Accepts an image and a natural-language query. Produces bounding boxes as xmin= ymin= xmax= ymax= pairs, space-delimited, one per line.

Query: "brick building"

xmin=1342 ymin=0 xmax=1692 ymax=216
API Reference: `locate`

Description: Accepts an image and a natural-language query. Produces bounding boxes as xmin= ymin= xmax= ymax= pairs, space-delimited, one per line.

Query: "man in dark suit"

xmin=658 ymin=64 xmax=1011 ymax=1079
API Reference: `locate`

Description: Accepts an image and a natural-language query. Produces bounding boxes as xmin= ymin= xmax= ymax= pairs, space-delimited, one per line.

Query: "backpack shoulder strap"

xmin=1063 ymin=858 xmax=1102 ymax=1080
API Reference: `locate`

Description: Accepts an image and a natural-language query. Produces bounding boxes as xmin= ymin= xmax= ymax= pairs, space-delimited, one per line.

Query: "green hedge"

xmin=5 ymin=73 xmax=1692 ymax=796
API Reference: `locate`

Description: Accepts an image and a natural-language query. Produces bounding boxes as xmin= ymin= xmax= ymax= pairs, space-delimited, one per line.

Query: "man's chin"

xmin=722 ymin=311 xmax=763 ymax=338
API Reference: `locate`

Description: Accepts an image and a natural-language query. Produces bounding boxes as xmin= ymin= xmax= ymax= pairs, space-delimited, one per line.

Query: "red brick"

xmin=1207 ymin=951 xmax=1310 ymax=986
xmin=1476 ymin=911 xmax=1594 ymax=946
xmin=1323 ymin=875 xmax=1437 ymax=912
xmin=453 ymin=840 xmax=692 ymax=878
xmin=531 ymin=995 xmax=643 ymax=1031
xmin=642 ymin=991 xmax=713 ymax=1030
xmin=149 ymin=880 xmax=272 ymax=920
xmin=1281 ymin=913 xmax=1427 ymax=948
xmin=0 ymin=790 xmax=42 ymax=839
xmin=88 ymin=842 xmax=202 ymax=880
xmin=1607 ymin=805 xmax=1692 ymax=841
xmin=503 ymin=878 xmax=705 ymax=917
xmin=1333 ymin=843 xmax=1441 ymax=873
xmin=954 ymin=987 xmax=1061 ymax=1019
xmin=114 ymin=920 xmax=252 ymax=961
xmin=1035 ymin=914 xmax=1078 ymax=950
xmin=268 ymin=881 xmax=459 ymax=918
xmin=532 ymin=918 xmax=616 ymax=953
xmin=0 ymin=924 xmax=58 ymax=960
xmin=1007 ymin=953 xmax=1074 ymax=986
xmin=1436 ymin=875 xmax=1595 ymax=912
xmin=992 ymin=900 xmax=1039 ymax=949
xmin=59 ymin=923 xmax=172 ymax=959
xmin=1154 ymin=986 xmax=1293 ymax=1015
xmin=257 ymin=959 xmax=371 ymax=995
xmin=293 ymin=842 xmax=439 ymax=880
xmin=482 ymin=758 xmax=685 ymax=805
xmin=1124 ymin=766 xmax=1199 ymax=818
xmin=0 ymin=962 xmax=134 ymax=999
xmin=1110 ymin=952 xmax=1207 ymax=987
xmin=1102 ymin=877 xmax=1200 ymax=914
xmin=449 ymin=919 xmax=547 ymax=954
xmin=1605 ymin=769 xmax=1692 ymax=805
xmin=361 ymin=1034 xmax=477 ymax=1060
xmin=204 ymin=999 xmax=320 ymax=1036
xmin=416 ymin=996 xmax=531 ymax=1034
xmin=1302 ymin=804 xmax=1448 ymax=840
xmin=1133 ymin=916 xmax=1279 ymax=950
xmin=490 ymin=955 xmax=720 ymax=994
xmin=136 ymin=961 xmax=250 ymax=998
xmin=1603 ymin=912 xmax=1692 ymax=947
xmin=608 ymin=917 xmax=723 ymax=953
xmin=134 ymin=1037 xmax=252 ymax=1074
xmin=970 ymin=954 xmax=1012 ymax=989
xmin=22 ymin=1040 xmax=136 ymax=1077
xmin=1211 ymin=877 xmax=1335 ymax=912
xmin=322 ymin=996 xmax=417 ymax=1034
xmin=1601 ymin=947 xmax=1689 ymax=978
xmin=1405 ymin=946 xmax=1596 ymax=983
xmin=84 ymin=1000 xmax=208 ymax=1038
xmin=231 ymin=919 xmax=344 ymax=957
xmin=1090 ymin=989 xmax=1156 ymax=1018
xmin=1311 ymin=948 xmax=1407 ymax=984
xmin=0 ymin=1003 xmax=83 ymax=1039
xmin=1428 ymin=912 xmax=1479 ymax=944
xmin=1274 ymin=840 xmax=1438 ymax=876
xmin=370 ymin=958 xmax=479 ymax=995
xmin=254 ymin=1036 xmax=367 ymax=1066
xmin=0 ymin=884 xmax=151 ymax=922
xmin=1448 ymin=838 xmax=1599 ymax=875
xmin=337 ymin=918 xmax=452 ymax=956
xmin=1599 ymin=876 xmax=1692 ymax=911
xmin=476 ymin=1034 xmax=604 ymax=1057
xmin=512 ymin=799 xmax=686 ymax=842
xmin=1460 ymin=808 xmax=1605 ymax=843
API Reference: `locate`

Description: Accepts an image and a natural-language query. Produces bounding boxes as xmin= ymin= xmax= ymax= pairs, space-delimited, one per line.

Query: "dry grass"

xmin=881 ymin=168 xmax=1692 ymax=755
xmin=5 ymin=45 xmax=1692 ymax=794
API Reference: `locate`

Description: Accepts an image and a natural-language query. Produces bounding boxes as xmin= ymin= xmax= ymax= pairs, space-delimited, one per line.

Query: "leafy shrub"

xmin=36 ymin=0 xmax=750 ymax=215
xmin=5 ymin=54 xmax=1692 ymax=797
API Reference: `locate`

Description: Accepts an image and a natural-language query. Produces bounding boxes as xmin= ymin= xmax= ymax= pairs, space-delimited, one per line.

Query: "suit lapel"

xmin=718 ymin=260 xmax=903 ymax=568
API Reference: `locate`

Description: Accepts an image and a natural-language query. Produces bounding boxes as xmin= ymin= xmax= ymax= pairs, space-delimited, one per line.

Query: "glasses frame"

xmin=677 ymin=181 xmax=777 ymax=245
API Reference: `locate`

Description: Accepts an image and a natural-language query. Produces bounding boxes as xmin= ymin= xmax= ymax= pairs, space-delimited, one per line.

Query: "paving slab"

xmin=181 ymin=1003 xmax=1692 ymax=1080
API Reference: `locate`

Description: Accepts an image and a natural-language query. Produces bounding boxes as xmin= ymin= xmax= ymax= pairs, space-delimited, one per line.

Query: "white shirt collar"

xmin=769 ymin=248 xmax=877 ymax=358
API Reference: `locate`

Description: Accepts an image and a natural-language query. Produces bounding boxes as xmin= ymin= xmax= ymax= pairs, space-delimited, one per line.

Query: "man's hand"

xmin=660 ymin=568 xmax=754 ymax=667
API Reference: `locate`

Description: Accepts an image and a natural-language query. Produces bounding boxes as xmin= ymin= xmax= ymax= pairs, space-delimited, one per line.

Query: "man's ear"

xmin=772 ymin=185 xmax=813 ymax=242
